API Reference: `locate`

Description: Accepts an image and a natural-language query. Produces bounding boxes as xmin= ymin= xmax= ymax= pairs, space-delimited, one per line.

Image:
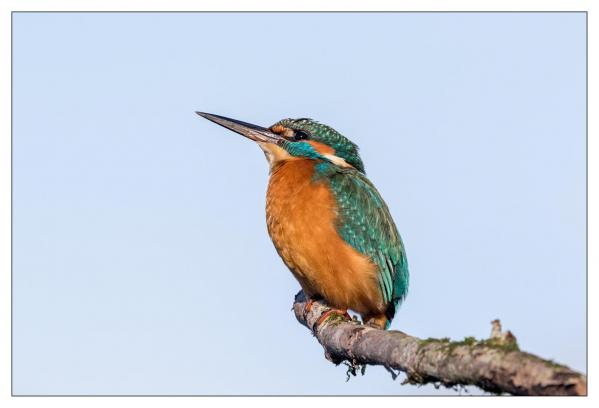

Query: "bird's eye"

xmin=293 ymin=130 xmax=310 ymax=141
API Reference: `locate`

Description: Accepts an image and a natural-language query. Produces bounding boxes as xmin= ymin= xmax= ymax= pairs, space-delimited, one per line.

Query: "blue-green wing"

xmin=325 ymin=167 xmax=409 ymax=319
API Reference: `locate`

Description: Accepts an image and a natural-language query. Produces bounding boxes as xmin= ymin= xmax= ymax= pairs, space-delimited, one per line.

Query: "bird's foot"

xmin=316 ymin=308 xmax=352 ymax=327
xmin=363 ymin=314 xmax=389 ymax=330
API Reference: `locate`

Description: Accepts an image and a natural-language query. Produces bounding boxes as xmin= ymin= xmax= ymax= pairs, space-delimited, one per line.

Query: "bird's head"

xmin=196 ymin=112 xmax=365 ymax=173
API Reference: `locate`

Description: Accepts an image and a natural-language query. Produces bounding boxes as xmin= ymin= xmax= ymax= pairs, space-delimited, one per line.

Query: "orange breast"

xmin=265 ymin=159 xmax=385 ymax=315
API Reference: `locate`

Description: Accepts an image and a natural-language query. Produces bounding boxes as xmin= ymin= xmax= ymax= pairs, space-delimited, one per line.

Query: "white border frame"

xmin=1 ymin=1 xmax=594 ymax=407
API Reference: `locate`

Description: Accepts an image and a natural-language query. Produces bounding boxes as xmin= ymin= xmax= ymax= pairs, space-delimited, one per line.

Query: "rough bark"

xmin=292 ymin=291 xmax=587 ymax=396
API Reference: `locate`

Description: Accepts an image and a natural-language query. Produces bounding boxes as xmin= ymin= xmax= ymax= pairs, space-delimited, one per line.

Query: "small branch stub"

xmin=292 ymin=291 xmax=587 ymax=396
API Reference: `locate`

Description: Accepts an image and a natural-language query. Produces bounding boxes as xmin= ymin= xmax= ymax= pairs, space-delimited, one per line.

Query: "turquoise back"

xmin=313 ymin=160 xmax=409 ymax=324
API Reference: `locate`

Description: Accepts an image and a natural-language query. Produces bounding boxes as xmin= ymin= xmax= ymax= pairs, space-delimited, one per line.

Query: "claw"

xmin=305 ymin=298 xmax=316 ymax=314
xmin=316 ymin=308 xmax=351 ymax=327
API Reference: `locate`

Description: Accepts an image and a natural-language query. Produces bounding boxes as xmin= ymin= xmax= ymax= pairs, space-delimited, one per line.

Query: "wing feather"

xmin=324 ymin=166 xmax=409 ymax=317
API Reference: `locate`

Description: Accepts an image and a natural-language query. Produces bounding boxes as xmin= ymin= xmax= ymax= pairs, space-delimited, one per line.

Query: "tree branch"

xmin=292 ymin=291 xmax=587 ymax=396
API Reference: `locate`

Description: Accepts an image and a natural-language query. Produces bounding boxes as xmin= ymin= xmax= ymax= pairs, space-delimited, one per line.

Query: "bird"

xmin=196 ymin=112 xmax=409 ymax=329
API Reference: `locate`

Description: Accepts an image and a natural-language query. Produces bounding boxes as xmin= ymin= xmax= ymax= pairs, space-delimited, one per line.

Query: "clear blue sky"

xmin=12 ymin=12 xmax=586 ymax=395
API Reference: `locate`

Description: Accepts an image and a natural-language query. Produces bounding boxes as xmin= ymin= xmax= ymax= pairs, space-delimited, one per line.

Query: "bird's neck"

xmin=267 ymin=157 xmax=317 ymax=194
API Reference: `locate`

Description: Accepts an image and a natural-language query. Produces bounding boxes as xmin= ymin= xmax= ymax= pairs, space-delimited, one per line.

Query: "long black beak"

xmin=196 ymin=112 xmax=282 ymax=144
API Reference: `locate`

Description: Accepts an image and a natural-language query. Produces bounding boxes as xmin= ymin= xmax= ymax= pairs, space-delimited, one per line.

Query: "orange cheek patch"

xmin=307 ymin=141 xmax=335 ymax=155
xmin=270 ymin=125 xmax=295 ymax=138
xmin=270 ymin=124 xmax=287 ymax=134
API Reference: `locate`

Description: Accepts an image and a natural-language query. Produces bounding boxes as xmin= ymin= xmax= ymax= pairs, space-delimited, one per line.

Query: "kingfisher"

xmin=196 ymin=112 xmax=409 ymax=329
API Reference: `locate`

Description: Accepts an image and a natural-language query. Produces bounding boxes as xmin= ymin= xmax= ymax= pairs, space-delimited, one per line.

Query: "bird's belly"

xmin=265 ymin=160 xmax=385 ymax=315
